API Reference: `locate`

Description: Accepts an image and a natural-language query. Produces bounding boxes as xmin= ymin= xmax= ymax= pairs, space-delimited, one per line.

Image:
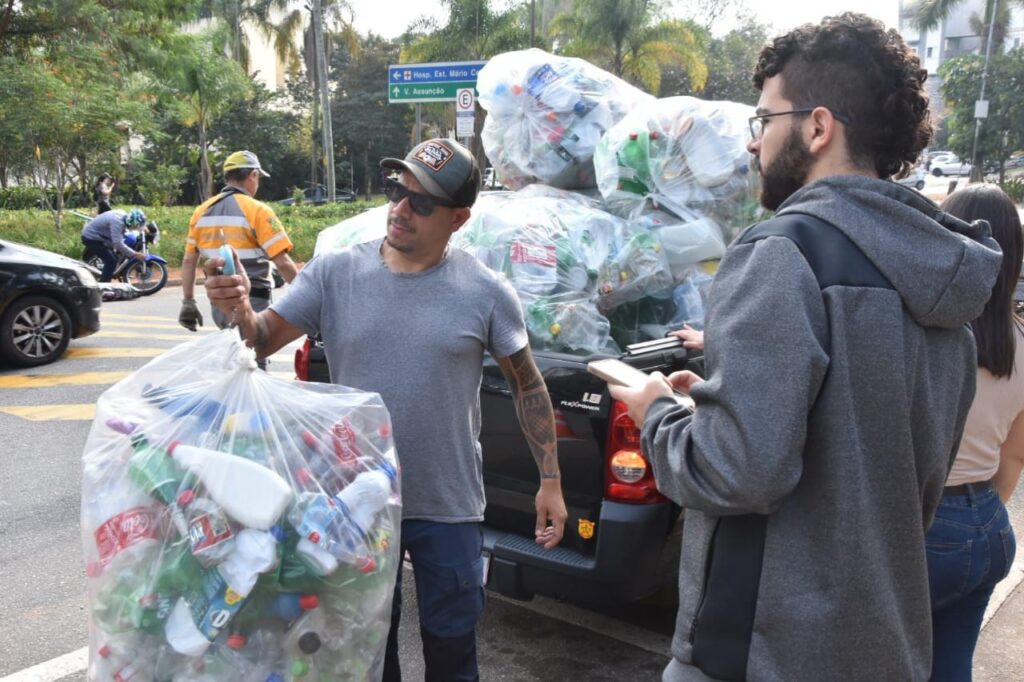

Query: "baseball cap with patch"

xmin=223 ymin=150 xmax=270 ymax=178
xmin=380 ymin=138 xmax=481 ymax=208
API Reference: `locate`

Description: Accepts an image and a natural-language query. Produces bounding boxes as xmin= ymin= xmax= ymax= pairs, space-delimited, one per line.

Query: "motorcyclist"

xmin=81 ymin=208 xmax=147 ymax=282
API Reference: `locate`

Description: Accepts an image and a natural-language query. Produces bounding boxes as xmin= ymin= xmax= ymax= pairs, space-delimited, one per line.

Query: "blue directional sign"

xmin=388 ymin=60 xmax=487 ymax=103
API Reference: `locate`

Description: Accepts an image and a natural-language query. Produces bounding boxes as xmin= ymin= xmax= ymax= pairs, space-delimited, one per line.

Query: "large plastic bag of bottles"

xmin=476 ymin=48 xmax=654 ymax=191
xmin=594 ymin=96 xmax=761 ymax=243
xmin=314 ymin=204 xmax=389 ymax=255
xmin=81 ymin=330 xmax=401 ymax=682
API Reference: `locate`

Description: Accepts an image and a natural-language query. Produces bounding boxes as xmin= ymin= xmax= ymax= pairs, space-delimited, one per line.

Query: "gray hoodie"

xmin=643 ymin=175 xmax=1002 ymax=682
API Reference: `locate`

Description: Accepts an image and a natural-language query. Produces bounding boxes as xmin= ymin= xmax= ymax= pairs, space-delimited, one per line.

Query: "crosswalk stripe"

xmin=94 ymin=330 xmax=196 ymax=342
xmin=0 ymin=371 xmax=130 ymax=388
xmin=0 ymin=404 xmax=95 ymax=420
xmin=101 ymin=321 xmax=214 ymax=332
xmin=99 ymin=312 xmax=188 ymax=322
xmin=65 ymin=347 xmax=167 ymax=359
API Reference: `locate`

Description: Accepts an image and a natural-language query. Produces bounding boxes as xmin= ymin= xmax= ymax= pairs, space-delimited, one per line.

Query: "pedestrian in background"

xmin=94 ymin=173 xmax=115 ymax=214
xmin=178 ymin=151 xmax=299 ymax=370
xmin=927 ymin=183 xmax=1023 ymax=682
xmin=610 ymin=13 xmax=1002 ymax=681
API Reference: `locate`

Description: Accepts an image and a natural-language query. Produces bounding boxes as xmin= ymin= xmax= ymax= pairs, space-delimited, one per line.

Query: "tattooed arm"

xmin=496 ymin=346 xmax=568 ymax=548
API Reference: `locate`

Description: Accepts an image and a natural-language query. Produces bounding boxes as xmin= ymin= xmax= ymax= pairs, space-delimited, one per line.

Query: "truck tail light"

xmin=605 ymin=400 xmax=665 ymax=504
xmin=294 ymin=337 xmax=312 ymax=381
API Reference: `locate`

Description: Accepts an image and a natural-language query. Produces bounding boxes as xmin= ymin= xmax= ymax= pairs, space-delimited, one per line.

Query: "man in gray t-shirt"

xmin=203 ymin=138 xmax=568 ymax=682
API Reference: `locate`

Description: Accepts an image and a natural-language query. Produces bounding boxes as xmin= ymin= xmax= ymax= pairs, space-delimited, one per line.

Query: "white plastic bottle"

xmin=165 ymin=529 xmax=279 ymax=657
xmin=168 ymin=443 xmax=293 ymax=529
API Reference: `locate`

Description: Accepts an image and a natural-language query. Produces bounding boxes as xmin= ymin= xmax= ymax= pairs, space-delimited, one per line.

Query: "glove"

xmin=179 ymin=298 xmax=203 ymax=332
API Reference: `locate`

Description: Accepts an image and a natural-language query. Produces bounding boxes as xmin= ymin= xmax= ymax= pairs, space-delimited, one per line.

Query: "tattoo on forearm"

xmin=499 ymin=348 xmax=560 ymax=480
xmin=242 ymin=314 xmax=270 ymax=359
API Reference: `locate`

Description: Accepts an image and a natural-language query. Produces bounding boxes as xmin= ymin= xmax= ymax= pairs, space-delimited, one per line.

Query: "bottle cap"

xmin=296 ymin=468 xmax=313 ymax=485
xmin=98 ymin=644 xmax=111 ymax=658
xmin=227 ymin=634 xmax=246 ymax=649
xmin=270 ymin=524 xmax=286 ymax=542
xmin=301 ymin=431 xmax=319 ymax=449
xmin=86 ymin=561 xmax=103 ymax=578
xmin=177 ymin=489 xmax=195 ymax=507
xmin=359 ymin=556 xmax=377 ymax=574
xmin=291 ymin=660 xmax=310 ymax=677
xmin=298 ymin=631 xmax=322 ymax=654
xmin=650 ymin=131 xmax=661 ymax=140
xmin=308 ymin=531 xmax=320 ymax=544
xmin=299 ymin=594 xmax=320 ymax=610
xmin=629 ymin=132 xmax=639 ymax=140
xmin=266 ymin=675 xmax=284 ymax=682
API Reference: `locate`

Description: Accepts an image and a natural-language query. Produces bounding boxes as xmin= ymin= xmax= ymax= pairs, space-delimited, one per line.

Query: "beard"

xmin=385 ymin=211 xmax=415 ymax=253
xmin=756 ymin=127 xmax=813 ymax=212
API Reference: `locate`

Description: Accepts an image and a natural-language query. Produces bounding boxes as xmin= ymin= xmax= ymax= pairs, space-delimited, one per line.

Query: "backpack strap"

xmin=738 ymin=212 xmax=893 ymax=291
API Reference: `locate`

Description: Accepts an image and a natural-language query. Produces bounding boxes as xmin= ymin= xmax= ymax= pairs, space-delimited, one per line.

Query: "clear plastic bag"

xmin=594 ymin=96 xmax=761 ymax=241
xmin=477 ymin=48 xmax=654 ymax=190
xmin=82 ymin=330 xmax=401 ymax=681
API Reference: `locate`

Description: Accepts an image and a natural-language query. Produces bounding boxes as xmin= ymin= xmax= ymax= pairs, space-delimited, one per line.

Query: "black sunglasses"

xmin=383 ymin=178 xmax=458 ymax=217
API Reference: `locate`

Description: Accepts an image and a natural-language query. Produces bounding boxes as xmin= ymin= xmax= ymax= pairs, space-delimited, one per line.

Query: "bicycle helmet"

xmin=125 ymin=208 xmax=146 ymax=228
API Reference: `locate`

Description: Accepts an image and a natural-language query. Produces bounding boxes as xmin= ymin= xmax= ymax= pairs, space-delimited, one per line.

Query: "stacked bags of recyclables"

xmin=468 ymin=50 xmax=760 ymax=352
xmin=81 ymin=330 xmax=401 ymax=681
xmin=476 ymin=48 xmax=654 ymax=190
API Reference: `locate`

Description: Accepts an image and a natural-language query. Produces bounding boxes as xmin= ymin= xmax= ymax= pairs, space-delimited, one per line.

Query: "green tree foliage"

xmin=938 ymin=49 xmax=1024 ymax=180
xmin=164 ymin=30 xmax=252 ymax=201
xmin=332 ymin=34 xmax=414 ymax=198
xmin=209 ymin=81 xmax=311 ymax=200
xmin=198 ymin=0 xmax=307 ymax=77
xmin=660 ymin=15 xmax=766 ymax=104
xmin=548 ymin=0 xmax=706 ymax=93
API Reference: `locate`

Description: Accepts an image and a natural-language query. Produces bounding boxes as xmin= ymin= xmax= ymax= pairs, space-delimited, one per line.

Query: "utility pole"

xmin=311 ymin=0 xmax=336 ymax=201
xmin=969 ymin=0 xmax=999 ymax=183
xmin=530 ymin=0 xmax=536 ymax=47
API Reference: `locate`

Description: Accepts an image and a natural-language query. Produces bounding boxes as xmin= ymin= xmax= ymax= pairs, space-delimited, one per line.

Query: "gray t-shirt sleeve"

xmin=270 ymin=254 xmax=326 ymax=337
xmin=488 ymin=276 xmax=529 ymax=358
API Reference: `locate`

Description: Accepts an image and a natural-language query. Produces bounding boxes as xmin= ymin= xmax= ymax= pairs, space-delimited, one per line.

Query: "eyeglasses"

xmin=748 ymin=109 xmax=851 ymax=140
xmin=383 ymin=178 xmax=457 ymax=217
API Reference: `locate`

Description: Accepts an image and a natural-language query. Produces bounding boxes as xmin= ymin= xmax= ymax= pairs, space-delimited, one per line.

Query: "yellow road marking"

xmin=101 ymin=321 xmax=214 ymax=332
xmin=100 ymin=313 xmax=191 ymax=322
xmin=0 ymin=404 xmax=95 ymax=421
xmin=64 ymin=347 xmax=166 ymax=359
xmin=0 ymin=371 xmax=130 ymax=388
xmin=95 ymin=330 xmax=195 ymax=342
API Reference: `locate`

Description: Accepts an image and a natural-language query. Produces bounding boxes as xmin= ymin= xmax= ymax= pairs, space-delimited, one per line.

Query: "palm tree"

xmin=548 ymin=0 xmax=706 ymax=94
xmin=197 ymin=0 xmax=306 ymax=77
xmin=912 ymin=0 xmax=1022 ymax=55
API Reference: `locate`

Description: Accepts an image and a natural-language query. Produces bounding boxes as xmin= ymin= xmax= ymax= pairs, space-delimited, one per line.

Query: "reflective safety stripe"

xmin=199 ymin=247 xmax=264 ymax=260
xmin=261 ymin=232 xmax=288 ymax=251
xmin=196 ymin=215 xmax=249 ymax=228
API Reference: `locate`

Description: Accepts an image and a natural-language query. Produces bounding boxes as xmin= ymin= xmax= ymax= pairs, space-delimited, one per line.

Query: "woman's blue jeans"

xmin=926 ymin=485 xmax=1016 ymax=681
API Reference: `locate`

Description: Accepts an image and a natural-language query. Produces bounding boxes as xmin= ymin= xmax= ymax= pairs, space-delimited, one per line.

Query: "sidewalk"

xmin=975 ymin=560 xmax=1024 ymax=680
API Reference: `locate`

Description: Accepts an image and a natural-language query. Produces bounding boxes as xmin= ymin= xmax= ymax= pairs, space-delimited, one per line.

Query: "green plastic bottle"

xmin=127 ymin=433 xmax=185 ymax=506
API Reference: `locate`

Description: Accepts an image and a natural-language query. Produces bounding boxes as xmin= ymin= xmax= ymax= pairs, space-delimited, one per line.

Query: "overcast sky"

xmin=345 ymin=0 xmax=899 ymax=41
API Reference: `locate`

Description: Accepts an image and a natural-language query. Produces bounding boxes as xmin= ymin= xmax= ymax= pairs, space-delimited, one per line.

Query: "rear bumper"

xmin=483 ymin=500 xmax=679 ymax=605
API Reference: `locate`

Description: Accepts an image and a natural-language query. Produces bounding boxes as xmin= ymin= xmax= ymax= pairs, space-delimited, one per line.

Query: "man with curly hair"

xmin=610 ymin=13 xmax=1003 ymax=681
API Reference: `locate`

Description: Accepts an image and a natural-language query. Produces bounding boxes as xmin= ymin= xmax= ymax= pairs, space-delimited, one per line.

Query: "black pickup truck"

xmin=295 ymin=334 xmax=701 ymax=606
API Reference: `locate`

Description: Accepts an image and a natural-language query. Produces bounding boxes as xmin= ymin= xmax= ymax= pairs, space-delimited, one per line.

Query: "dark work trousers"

xmin=81 ymin=237 xmax=117 ymax=282
xmin=383 ymin=520 xmax=486 ymax=682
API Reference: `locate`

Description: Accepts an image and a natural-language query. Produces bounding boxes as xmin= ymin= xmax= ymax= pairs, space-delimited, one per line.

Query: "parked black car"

xmin=0 ymin=239 xmax=103 ymax=366
xmin=279 ymin=186 xmax=357 ymax=206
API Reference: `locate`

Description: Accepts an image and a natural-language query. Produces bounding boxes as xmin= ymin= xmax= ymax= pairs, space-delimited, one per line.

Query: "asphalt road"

xmin=0 ymin=286 xmax=674 ymax=680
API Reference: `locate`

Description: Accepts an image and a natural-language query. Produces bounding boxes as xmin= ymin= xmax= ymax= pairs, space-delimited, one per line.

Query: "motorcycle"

xmin=82 ymin=220 xmax=169 ymax=296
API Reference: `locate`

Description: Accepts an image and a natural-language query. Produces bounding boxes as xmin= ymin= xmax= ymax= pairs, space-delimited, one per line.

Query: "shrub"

xmin=999 ymin=177 xmax=1024 ymax=204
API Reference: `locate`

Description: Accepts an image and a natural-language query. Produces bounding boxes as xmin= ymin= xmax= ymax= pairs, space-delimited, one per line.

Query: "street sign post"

xmin=456 ymin=88 xmax=475 ymax=138
xmin=388 ymin=61 xmax=487 ymax=103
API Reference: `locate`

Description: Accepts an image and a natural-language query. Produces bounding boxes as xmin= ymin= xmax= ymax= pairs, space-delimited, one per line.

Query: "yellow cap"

xmin=223 ymin=150 xmax=270 ymax=177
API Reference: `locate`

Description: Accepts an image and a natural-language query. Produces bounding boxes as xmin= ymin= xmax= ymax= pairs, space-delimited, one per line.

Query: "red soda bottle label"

xmin=188 ymin=512 xmax=234 ymax=555
xmin=94 ymin=506 xmax=158 ymax=566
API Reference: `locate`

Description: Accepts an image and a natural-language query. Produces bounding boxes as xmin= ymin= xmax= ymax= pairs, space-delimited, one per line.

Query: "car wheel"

xmin=915 ymin=180 xmax=925 ymax=190
xmin=0 ymin=295 xmax=72 ymax=367
xmin=932 ymin=168 xmax=943 ymax=177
